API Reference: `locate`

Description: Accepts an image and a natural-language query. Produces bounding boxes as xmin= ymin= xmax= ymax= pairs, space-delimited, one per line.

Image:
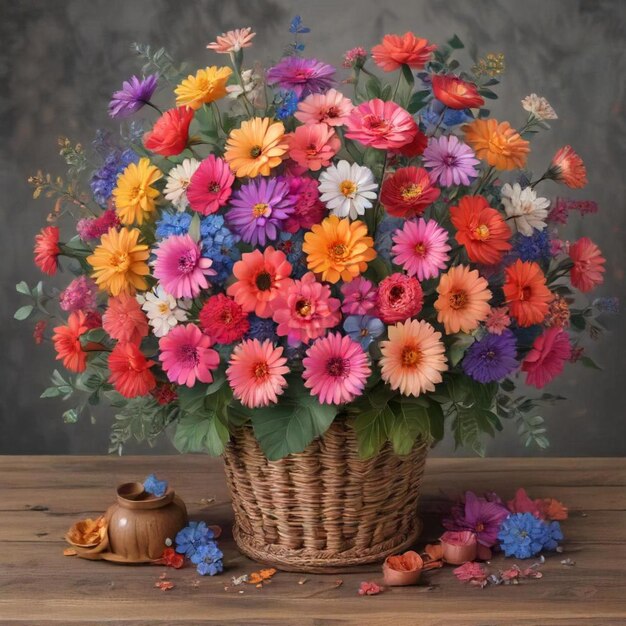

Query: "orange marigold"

xmin=463 ymin=119 xmax=529 ymax=170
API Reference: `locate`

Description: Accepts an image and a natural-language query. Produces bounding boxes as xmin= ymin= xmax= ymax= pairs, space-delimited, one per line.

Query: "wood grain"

xmin=1 ymin=456 xmax=625 ymax=625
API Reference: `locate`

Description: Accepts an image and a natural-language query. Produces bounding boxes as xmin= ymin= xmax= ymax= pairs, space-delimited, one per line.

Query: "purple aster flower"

xmin=267 ymin=57 xmax=335 ymax=99
xmin=511 ymin=230 xmax=552 ymax=263
xmin=226 ymin=177 xmax=295 ymax=246
xmin=443 ymin=491 xmax=510 ymax=547
xmin=108 ymin=74 xmax=158 ymax=118
xmin=462 ymin=330 xmax=518 ymax=383
xmin=423 ymin=135 xmax=479 ymax=186
xmin=343 ymin=315 xmax=384 ymax=349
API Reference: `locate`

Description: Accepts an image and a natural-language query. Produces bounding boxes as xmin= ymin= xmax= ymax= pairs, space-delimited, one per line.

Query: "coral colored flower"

xmin=164 ymin=158 xmax=200 ymax=211
xmin=283 ymin=176 xmax=326 ymax=233
xmin=112 ymin=157 xmax=162 ymax=225
xmin=108 ymin=341 xmax=156 ymax=398
xmin=271 ymin=272 xmax=341 ymax=345
xmin=522 ymin=327 xmax=571 ymax=389
xmin=549 ymin=145 xmax=587 ymax=188
xmin=303 ymin=215 xmax=376 ymax=284
xmin=340 ymin=277 xmax=377 ymax=315
xmin=186 ymin=155 xmax=235 ymax=216
xmin=464 ymin=119 xmax=529 ymax=170
xmin=500 ymin=183 xmax=550 ymax=236
xmin=199 ymin=294 xmax=249 ymax=344
xmin=485 ymin=306 xmax=511 ymax=335
xmin=345 ymin=99 xmax=417 ymax=150
xmin=432 ymin=75 xmax=484 ymax=109
xmin=60 ymin=276 xmax=98 ymax=313
xmin=537 ymin=498 xmax=568 ymax=521
xmin=175 ymin=66 xmax=232 ymax=110
xmin=450 ymin=195 xmax=512 ymax=265
xmin=371 ymin=32 xmax=436 ymax=71
xmin=77 ymin=208 xmax=120 ymax=241
xmin=380 ymin=167 xmax=440 ymax=218
xmin=266 ymin=56 xmax=335 ymax=99
xmin=569 ymin=237 xmax=605 ymax=293
xmin=453 ymin=562 xmax=488 ymax=584
xmin=108 ymin=74 xmax=158 ymax=118
xmin=287 ymin=123 xmax=341 ymax=172
xmin=294 ymin=88 xmax=353 ymax=127
xmin=462 ymin=330 xmax=518 ymax=383
xmin=152 ymin=234 xmax=216 ymax=299
xmin=507 ymin=487 xmax=542 ymax=517
xmin=102 ymin=293 xmax=149 ymax=345
xmin=224 ymin=117 xmax=288 ymax=178
xmin=159 ymin=323 xmax=220 ymax=386
xmin=422 ymin=135 xmax=479 ymax=187
xmin=226 ymin=339 xmax=289 ymax=408
xmin=52 ymin=311 xmax=96 ymax=373
xmin=227 ymin=247 xmax=293 ymax=318
xmin=87 ymin=227 xmax=150 ymax=296
xmin=379 ymin=319 xmax=448 ymax=397
xmin=391 ymin=218 xmax=450 ymax=281
xmin=227 ymin=176 xmax=295 ymax=246
xmin=34 ymin=226 xmax=60 ymax=275
xmin=435 ymin=265 xmax=492 ymax=334
xmin=318 ymin=160 xmax=378 ymax=219
xmin=303 ymin=333 xmax=371 ymax=404
xmin=376 ymin=273 xmax=424 ymax=323
xmin=358 ymin=581 xmax=383 ymax=596
xmin=503 ymin=260 xmax=553 ymax=327
xmin=206 ymin=27 xmax=255 ymax=53
xmin=143 ymin=107 xmax=194 ymax=157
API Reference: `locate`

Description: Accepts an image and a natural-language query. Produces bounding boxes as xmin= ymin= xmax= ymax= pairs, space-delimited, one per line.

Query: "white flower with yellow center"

xmin=137 ymin=286 xmax=190 ymax=337
xmin=500 ymin=183 xmax=551 ymax=236
xmin=318 ymin=160 xmax=378 ymax=219
xmin=163 ymin=158 xmax=200 ymax=211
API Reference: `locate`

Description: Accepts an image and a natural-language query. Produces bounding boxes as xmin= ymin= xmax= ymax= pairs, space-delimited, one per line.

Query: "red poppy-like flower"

xmin=34 ymin=226 xmax=61 ymax=275
xmin=380 ymin=166 xmax=440 ymax=218
xmin=108 ymin=341 xmax=156 ymax=398
xmin=371 ymin=32 xmax=436 ymax=72
xmin=569 ymin=237 xmax=605 ymax=292
xmin=549 ymin=145 xmax=587 ymax=188
xmin=390 ymin=127 xmax=428 ymax=158
xmin=432 ymin=75 xmax=484 ymax=110
xmin=144 ymin=107 xmax=195 ymax=157
xmin=52 ymin=311 xmax=94 ymax=373
xmin=199 ymin=294 xmax=250 ymax=344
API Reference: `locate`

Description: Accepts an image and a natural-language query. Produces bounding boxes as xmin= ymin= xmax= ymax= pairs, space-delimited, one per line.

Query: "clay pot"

xmin=382 ymin=550 xmax=424 ymax=586
xmin=440 ymin=530 xmax=478 ymax=565
xmin=104 ymin=483 xmax=188 ymax=563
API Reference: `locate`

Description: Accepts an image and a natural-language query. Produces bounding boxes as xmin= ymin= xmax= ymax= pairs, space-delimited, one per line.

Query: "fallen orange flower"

xmin=247 ymin=568 xmax=277 ymax=585
xmin=65 ymin=515 xmax=107 ymax=547
xmin=537 ymin=497 xmax=568 ymax=521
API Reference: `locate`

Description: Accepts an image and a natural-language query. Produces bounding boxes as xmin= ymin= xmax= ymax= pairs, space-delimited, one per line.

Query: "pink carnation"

xmin=522 ymin=327 xmax=571 ymax=389
xmin=186 ymin=155 xmax=234 ymax=216
xmin=453 ymin=562 xmax=487 ymax=584
xmin=59 ymin=276 xmax=98 ymax=312
xmin=376 ymin=273 xmax=424 ymax=323
xmin=340 ymin=277 xmax=377 ymax=315
xmin=282 ymin=176 xmax=326 ymax=233
xmin=77 ymin=208 xmax=120 ymax=241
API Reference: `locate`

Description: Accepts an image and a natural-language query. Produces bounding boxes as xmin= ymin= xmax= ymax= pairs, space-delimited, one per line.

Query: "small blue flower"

xmin=593 ymin=296 xmax=619 ymax=314
xmin=374 ymin=216 xmax=403 ymax=261
xmin=90 ymin=148 xmax=138 ymax=206
xmin=190 ymin=541 xmax=224 ymax=576
xmin=143 ymin=473 xmax=168 ymax=498
xmin=246 ymin=315 xmax=278 ymax=342
xmin=343 ymin=315 xmax=384 ymax=349
xmin=275 ymin=90 xmax=299 ymax=120
xmin=498 ymin=512 xmax=548 ymax=559
xmin=174 ymin=521 xmax=215 ymax=558
xmin=155 ymin=211 xmax=192 ymax=239
xmin=511 ymin=230 xmax=551 ymax=263
xmin=542 ymin=520 xmax=563 ymax=551
xmin=278 ymin=232 xmax=307 ymax=278
xmin=422 ymin=100 xmax=472 ymax=130
xmin=200 ymin=214 xmax=241 ymax=284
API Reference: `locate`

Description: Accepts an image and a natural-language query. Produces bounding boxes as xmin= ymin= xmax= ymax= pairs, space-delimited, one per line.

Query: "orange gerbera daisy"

xmin=503 ymin=259 xmax=553 ymax=327
xmin=52 ymin=311 xmax=97 ymax=373
xmin=434 ymin=265 xmax=492 ymax=334
xmin=549 ymin=145 xmax=587 ymax=189
xmin=87 ymin=227 xmax=150 ymax=296
xmin=371 ymin=33 xmax=436 ymax=72
xmin=463 ymin=119 xmax=529 ymax=170
xmin=224 ymin=117 xmax=288 ymax=178
xmin=112 ymin=157 xmax=162 ymax=225
xmin=303 ymin=215 xmax=376 ymax=284
xmin=174 ymin=66 xmax=232 ymax=110
xmin=450 ymin=195 xmax=512 ymax=265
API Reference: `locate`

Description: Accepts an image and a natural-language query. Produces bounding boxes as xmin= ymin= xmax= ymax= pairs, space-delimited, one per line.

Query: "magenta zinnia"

xmin=186 ymin=155 xmax=235 ymax=216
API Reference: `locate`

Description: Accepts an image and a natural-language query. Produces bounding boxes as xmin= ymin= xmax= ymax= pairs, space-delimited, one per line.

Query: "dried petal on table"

xmin=62 ymin=548 xmax=77 ymax=556
xmin=358 ymin=581 xmax=383 ymax=596
xmin=561 ymin=558 xmax=576 ymax=566
xmin=153 ymin=547 xmax=184 ymax=569
xmin=231 ymin=574 xmax=248 ymax=586
xmin=247 ymin=568 xmax=277 ymax=585
xmin=453 ymin=562 xmax=488 ymax=585
xmin=154 ymin=580 xmax=175 ymax=591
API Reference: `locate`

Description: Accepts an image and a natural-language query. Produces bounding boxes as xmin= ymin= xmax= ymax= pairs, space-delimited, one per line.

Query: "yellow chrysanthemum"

xmin=174 ymin=66 xmax=233 ymax=110
xmin=463 ymin=118 xmax=529 ymax=171
xmin=87 ymin=227 xmax=150 ymax=296
xmin=112 ymin=158 xmax=162 ymax=225
xmin=224 ymin=117 xmax=288 ymax=178
xmin=303 ymin=215 xmax=376 ymax=284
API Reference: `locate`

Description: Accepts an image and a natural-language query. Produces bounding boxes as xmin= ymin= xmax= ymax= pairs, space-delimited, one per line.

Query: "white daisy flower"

xmin=318 ymin=160 xmax=378 ymax=219
xmin=227 ymin=69 xmax=262 ymax=101
xmin=163 ymin=158 xmax=200 ymax=211
xmin=521 ymin=94 xmax=558 ymax=120
xmin=500 ymin=183 xmax=551 ymax=237
xmin=137 ymin=286 xmax=190 ymax=338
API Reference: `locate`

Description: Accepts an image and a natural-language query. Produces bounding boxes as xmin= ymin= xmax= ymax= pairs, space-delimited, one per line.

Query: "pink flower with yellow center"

xmin=287 ymin=123 xmax=341 ymax=172
xmin=294 ymin=88 xmax=354 ymax=127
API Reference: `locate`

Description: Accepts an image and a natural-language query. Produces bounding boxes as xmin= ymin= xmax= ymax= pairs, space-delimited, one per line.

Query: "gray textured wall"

xmin=1 ymin=0 xmax=624 ymax=456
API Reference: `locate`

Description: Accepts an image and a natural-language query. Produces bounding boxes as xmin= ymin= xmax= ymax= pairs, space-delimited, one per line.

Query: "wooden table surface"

xmin=1 ymin=456 xmax=625 ymax=625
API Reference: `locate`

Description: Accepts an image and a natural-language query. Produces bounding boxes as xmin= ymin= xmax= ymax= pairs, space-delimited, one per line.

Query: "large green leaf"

xmin=354 ymin=404 xmax=395 ymax=458
xmin=173 ymin=411 xmax=229 ymax=455
xmin=387 ymin=398 xmax=430 ymax=456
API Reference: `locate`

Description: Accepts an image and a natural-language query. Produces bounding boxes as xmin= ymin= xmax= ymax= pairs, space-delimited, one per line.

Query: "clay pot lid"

xmin=116 ymin=482 xmax=175 ymax=509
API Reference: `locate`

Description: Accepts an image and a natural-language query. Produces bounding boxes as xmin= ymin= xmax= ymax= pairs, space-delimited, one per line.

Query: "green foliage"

xmin=407 ymin=89 xmax=431 ymax=114
xmin=15 ymin=281 xmax=54 ymax=320
xmin=447 ymin=332 xmax=476 ymax=367
xmin=131 ymin=42 xmax=185 ymax=82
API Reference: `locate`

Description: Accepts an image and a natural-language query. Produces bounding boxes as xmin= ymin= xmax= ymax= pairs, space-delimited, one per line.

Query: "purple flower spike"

xmin=108 ymin=74 xmax=158 ymax=118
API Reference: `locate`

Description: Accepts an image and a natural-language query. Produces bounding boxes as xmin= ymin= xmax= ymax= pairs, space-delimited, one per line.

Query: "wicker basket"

xmin=222 ymin=418 xmax=429 ymax=573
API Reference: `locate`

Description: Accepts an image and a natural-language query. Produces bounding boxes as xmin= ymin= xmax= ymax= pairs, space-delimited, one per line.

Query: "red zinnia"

xmin=450 ymin=195 xmax=512 ymax=265
xmin=34 ymin=226 xmax=61 ymax=275
xmin=391 ymin=127 xmax=428 ymax=158
xmin=503 ymin=260 xmax=553 ymax=327
xmin=52 ymin=310 xmax=96 ymax=373
xmin=143 ymin=107 xmax=194 ymax=156
xmin=371 ymin=32 xmax=436 ymax=72
xmin=108 ymin=341 xmax=156 ymax=398
xmin=549 ymin=146 xmax=587 ymax=189
xmin=569 ymin=237 xmax=605 ymax=293
xmin=380 ymin=166 xmax=440 ymax=218
xmin=199 ymin=294 xmax=250 ymax=344
xmin=432 ymin=75 xmax=484 ymax=110
xmin=522 ymin=327 xmax=571 ymax=389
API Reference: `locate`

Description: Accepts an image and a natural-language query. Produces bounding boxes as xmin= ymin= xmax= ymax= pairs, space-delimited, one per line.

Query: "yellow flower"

xmin=303 ymin=215 xmax=376 ymax=284
xmin=112 ymin=158 xmax=162 ymax=225
xmin=175 ymin=66 xmax=232 ymax=109
xmin=87 ymin=227 xmax=150 ymax=296
xmin=224 ymin=117 xmax=288 ymax=178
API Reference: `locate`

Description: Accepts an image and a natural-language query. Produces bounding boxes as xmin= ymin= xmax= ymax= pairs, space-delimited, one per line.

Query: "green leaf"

xmin=500 ymin=378 xmax=515 ymax=393
xmin=40 ymin=387 xmax=61 ymax=398
xmin=447 ymin=34 xmax=465 ymax=49
xmin=173 ymin=411 xmax=229 ymax=455
xmin=354 ymin=404 xmax=395 ymax=458
xmin=188 ymin=213 xmax=201 ymax=243
xmin=14 ymin=305 xmax=33 ymax=320
xmin=80 ymin=328 xmax=108 ymax=345
xmin=407 ymin=89 xmax=431 ymax=114
xmin=478 ymin=88 xmax=498 ymax=100
xmin=365 ymin=76 xmax=382 ymax=99
xmin=580 ymin=355 xmax=602 ymax=370
xmin=448 ymin=332 xmax=475 ymax=366
xmin=16 ymin=281 xmax=31 ymax=296
xmin=427 ymin=400 xmax=445 ymax=443
xmin=63 ymin=408 xmax=80 ymax=424
xmin=387 ymin=398 xmax=430 ymax=455
xmin=396 ymin=64 xmax=416 ymax=108
xmin=177 ymin=384 xmax=210 ymax=414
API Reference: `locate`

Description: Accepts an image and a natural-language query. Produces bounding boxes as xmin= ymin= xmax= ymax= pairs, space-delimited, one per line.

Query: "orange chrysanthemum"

xmin=450 ymin=195 xmax=512 ymax=265
xmin=174 ymin=66 xmax=232 ymax=110
xmin=463 ymin=119 xmax=529 ymax=170
xmin=549 ymin=145 xmax=587 ymax=189
xmin=303 ymin=215 xmax=376 ymax=284
xmin=224 ymin=117 xmax=288 ymax=178
xmin=503 ymin=259 xmax=553 ymax=327
xmin=434 ymin=265 xmax=492 ymax=334
xmin=87 ymin=227 xmax=150 ymax=296
xmin=112 ymin=157 xmax=162 ymax=225
xmin=52 ymin=311 xmax=96 ymax=373
xmin=371 ymin=33 xmax=436 ymax=72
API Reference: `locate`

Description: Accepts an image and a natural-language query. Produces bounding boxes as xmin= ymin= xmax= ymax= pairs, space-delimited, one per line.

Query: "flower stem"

xmin=144 ymin=100 xmax=163 ymax=115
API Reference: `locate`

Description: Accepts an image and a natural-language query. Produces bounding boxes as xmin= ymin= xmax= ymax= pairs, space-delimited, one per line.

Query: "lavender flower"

xmin=462 ymin=330 xmax=518 ymax=383
xmin=343 ymin=315 xmax=384 ymax=349
xmin=267 ymin=57 xmax=335 ymax=98
xmin=108 ymin=74 xmax=158 ymax=118
xmin=593 ymin=296 xmax=619 ymax=314
xmin=423 ymin=135 xmax=479 ymax=187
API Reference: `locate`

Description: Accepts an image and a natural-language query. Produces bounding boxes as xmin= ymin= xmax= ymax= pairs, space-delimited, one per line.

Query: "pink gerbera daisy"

xmin=186 ymin=155 xmax=235 ymax=216
xmin=303 ymin=333 xmax=371 ymax=404
xmin=522 ymin=327 xmax=571 ymax=389
xmin=340 ymin=277 xmax=377 ymax=315
xmin=271 ymin=272 xmax=341 ymax=345
xmin=159 ymin=323 xmax=220 ymax=387
xmin=227 ymin=339 xmax=289 ymax=408
xmin=153 ymin=234 xmax=216 ymax=299
xmin=391 ymin=218 xmax=450 ymax=281
xmin=287 ymin=123 xmax=341 ymax=171
xmin=294 ymin=88 xmax=354 ymax=127
xmin=102 ymin=293 xmax=149 ymax=345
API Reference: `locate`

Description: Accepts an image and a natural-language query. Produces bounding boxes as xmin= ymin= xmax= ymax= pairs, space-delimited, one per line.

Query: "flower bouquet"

xmin=20 ymin=19 xmax=612 ymax=570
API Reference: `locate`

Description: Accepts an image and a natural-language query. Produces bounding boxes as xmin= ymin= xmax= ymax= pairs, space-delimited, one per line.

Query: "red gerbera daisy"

xmin=108 ymin=341 xmax=156 ymax=398
xmin=52 ymin=311 xmax=95 ymax=373
xmin=549 ymin=145 xmax=587 ymax=189
xmin=380 ymin=166 xmax=440 ymax=218
xmin=34 ymin=226 xmax=61 ymax=275
xmin=432 ymin=75 xmax=484 ymax=110
xmin=199 ymin=294 xmax=250 ymax=344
